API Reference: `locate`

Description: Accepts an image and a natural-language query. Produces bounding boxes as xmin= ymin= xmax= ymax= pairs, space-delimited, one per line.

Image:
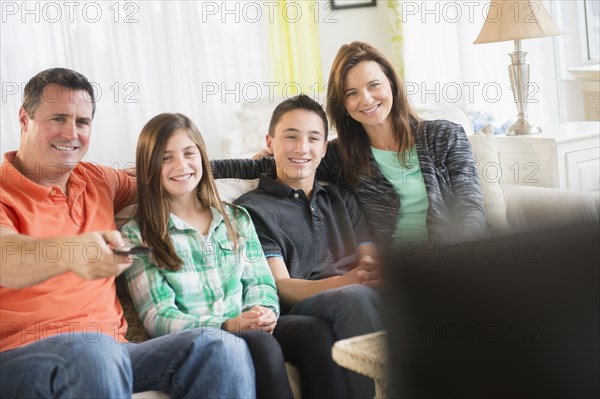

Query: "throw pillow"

xmin=236 ymin=107 xmax=273 ymax=151
xmin=235 ymin=97 xmax=284 ymax=153
xmin=468 ymin=125 xmax=511 ymax=234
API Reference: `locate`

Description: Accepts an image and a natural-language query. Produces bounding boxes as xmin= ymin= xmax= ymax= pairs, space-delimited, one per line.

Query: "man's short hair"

xmin=22 ymin=68 xmax=96 ymax=118
xmin=268 ymin=94 xmax=328 ymax=139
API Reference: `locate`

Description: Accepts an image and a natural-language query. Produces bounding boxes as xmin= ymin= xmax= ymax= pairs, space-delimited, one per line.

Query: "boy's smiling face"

xmin=267 ymin=108 xmax=327 ymax=191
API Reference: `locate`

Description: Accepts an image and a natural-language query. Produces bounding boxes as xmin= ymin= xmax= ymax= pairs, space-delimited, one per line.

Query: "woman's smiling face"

xmin=343 ymin=60 xmax=394 ymax=130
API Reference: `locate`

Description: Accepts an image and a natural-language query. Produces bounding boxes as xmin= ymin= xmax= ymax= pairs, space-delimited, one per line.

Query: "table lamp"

xmin=474 ymin=0 xmax=562 ymax=135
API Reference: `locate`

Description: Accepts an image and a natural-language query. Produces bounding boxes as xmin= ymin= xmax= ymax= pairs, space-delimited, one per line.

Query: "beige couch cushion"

xmin=467 ymin=125 xmax=511 ymax=234
xmin=418 ymin=105 xmax=475 ymax=136
xmin=216 ymin=178 xmax=259 ymax=203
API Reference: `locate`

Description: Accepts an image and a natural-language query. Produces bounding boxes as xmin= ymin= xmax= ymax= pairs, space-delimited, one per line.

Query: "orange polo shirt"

xmin=0 ymin=151 xmax=136 ymax=352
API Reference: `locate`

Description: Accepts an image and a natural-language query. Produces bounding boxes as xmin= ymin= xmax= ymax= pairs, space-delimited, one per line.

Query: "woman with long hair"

xmin=321 ymin=41 xmax=486 ymax=245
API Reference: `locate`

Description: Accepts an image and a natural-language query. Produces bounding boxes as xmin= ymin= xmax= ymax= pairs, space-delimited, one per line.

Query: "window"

xmin=584 ymin=0 xmax=599 ymax=60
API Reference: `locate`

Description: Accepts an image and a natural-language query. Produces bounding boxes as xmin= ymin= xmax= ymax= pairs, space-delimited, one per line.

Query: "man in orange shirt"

xmin=0 ymin=68 xmax=255 ymax=398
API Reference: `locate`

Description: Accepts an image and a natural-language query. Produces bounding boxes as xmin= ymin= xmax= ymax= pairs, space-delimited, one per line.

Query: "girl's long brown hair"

xmin=135 ymin=113 xmax=240 ymax=271
xmin=326 ymin=41 xmax=421 ymax=187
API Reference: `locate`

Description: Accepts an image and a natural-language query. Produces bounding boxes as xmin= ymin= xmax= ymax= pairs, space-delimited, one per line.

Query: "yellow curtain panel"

xmin=268 ymin=1 xmax=323 ymax=97
xmin=387 ymin=0 xmax=405 ymax=80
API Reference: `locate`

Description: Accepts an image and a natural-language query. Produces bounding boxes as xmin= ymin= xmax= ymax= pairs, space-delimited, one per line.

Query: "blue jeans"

xmin=287 ymin=284 xmax=383 ymax=399
xmin=0 ymin=328 xmax=255 ymax=399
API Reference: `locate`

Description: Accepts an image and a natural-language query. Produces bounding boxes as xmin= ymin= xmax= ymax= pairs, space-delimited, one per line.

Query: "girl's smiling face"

xmin=160 ymin=130 xmax=203 ymax=199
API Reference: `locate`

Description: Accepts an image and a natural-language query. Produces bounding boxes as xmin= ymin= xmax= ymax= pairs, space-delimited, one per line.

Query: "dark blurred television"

xmin=385 ymin=222 xmax=600 ymax=399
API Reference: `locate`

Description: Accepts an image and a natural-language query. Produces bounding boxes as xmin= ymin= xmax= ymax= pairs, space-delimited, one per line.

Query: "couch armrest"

xmin=503 ymin=184 xmax=600 ymax=233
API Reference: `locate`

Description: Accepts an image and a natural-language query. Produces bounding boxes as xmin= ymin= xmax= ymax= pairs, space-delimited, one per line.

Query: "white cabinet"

xmin=494 ymin=122 xmax=600 ymax=191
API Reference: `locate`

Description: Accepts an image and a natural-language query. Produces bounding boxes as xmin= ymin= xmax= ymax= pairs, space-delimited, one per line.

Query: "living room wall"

xmin=0 ymin=1 xmax=396 ymax=164
xmin=1 ymin=1 xmax=589 ymax=165
xmin=317 ymin=2 xmax=392 ymax=85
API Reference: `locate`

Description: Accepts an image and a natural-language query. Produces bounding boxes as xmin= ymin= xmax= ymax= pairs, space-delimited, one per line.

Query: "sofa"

xmin=121 ymin=104 xmax=599 ymax=399
xmin=123 ymin=182 xmax=599 ymax=399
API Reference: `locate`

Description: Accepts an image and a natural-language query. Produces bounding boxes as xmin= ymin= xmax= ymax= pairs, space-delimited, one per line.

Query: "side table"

xmin=494 ymin=121 xmax=599 ymax=191
xmin=332 ymin=331 xmax=388 ymax=399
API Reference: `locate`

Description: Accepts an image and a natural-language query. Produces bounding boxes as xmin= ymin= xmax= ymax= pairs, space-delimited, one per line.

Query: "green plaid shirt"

xmin=121 ymin=205 xmax=279 ymax=337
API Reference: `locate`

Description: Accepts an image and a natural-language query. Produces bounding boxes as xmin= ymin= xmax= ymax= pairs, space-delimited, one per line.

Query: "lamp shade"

xmin=474 ymin=0 xmax=562 ymax=44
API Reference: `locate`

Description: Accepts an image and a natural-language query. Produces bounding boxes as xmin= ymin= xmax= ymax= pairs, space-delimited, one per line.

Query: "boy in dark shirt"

xmin=235 ymin=94 xmax=383 ymax=398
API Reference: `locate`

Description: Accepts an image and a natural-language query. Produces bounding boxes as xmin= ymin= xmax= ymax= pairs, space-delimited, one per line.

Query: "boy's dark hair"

xmin=268 ymin=94 xmax=328 ymax=139
xmin=22 ymin=68 xmax=96 ymax=118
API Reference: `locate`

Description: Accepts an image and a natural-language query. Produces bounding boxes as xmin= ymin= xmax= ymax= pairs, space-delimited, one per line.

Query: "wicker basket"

xmin=332 ymin=331 xmax=388 ymax=399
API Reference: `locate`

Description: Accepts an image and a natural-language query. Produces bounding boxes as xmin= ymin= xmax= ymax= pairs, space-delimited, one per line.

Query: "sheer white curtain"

xmin=1 ymin=1 xmax=267 ymax=166
xmin=401 ymin=0 xmax=561 ymax=132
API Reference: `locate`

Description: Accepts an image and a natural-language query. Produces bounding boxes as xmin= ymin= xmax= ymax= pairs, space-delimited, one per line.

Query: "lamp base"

xmin=506 ymin=118 xmax=542 ymax=136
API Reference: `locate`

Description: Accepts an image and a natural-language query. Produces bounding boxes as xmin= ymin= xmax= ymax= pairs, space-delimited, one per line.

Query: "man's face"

xmin=18 ymin=84 xmax=93 ymax=180
xmin=267 ymin=108 xmax=327 ymax=189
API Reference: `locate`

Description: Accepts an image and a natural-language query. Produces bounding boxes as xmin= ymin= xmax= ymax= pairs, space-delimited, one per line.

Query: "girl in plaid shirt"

xmin=121 ymin=113 xmax=293 ymax=399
